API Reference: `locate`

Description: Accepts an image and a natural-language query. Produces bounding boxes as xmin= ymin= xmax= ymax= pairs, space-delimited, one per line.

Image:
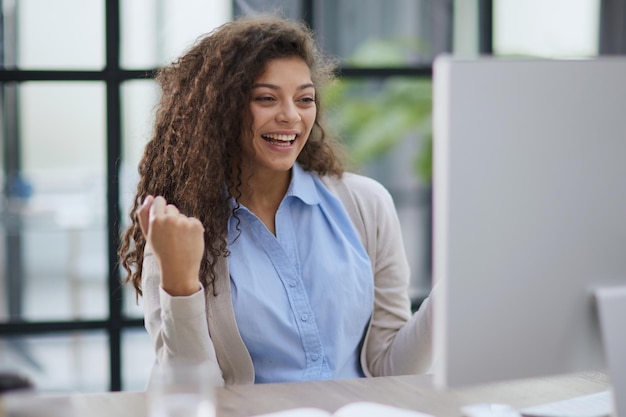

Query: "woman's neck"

xmin=236 ymin=167 xmax=292 ymax=235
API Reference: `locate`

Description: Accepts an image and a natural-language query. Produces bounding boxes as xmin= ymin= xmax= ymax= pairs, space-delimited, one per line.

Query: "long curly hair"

xmin=119 ymin=16 xmax=346 ymax=297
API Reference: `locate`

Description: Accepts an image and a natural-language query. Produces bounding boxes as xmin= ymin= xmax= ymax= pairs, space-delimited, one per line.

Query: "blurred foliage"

xmin=322 ymin=37 xmax=433 ymax=183
xmin=345 ymin=36 xmax=428 ymax=68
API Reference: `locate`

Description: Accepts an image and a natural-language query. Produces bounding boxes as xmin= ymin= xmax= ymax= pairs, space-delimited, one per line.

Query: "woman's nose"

xmin=278 ymin=102 xmax=301 ymax=124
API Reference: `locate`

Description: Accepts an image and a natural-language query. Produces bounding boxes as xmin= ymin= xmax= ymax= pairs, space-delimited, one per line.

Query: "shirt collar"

xmin=286 ymin=163 xmax=321 ymax=206
xmin=227 ymin=164 xmax=321 ymax=225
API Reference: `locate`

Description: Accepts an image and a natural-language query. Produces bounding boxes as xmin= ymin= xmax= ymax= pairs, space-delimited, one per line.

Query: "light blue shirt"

xmin=227 ymin=164 xmax=374 ymax=383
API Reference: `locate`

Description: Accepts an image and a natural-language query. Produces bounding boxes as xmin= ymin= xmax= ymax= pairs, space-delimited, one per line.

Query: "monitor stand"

xmin=595 ymin=285 xmax=626 ymax=417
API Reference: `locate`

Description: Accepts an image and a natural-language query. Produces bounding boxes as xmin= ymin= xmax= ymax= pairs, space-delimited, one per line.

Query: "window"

xmin=0 ymin=0 xmax=231 ymax=392
xmin=494 ymin=0 xmax=600 ymax=57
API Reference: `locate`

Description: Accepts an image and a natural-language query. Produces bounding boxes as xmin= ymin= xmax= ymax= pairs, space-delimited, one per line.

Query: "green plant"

xmin=322 ymin=38 xmax=433 ymax=183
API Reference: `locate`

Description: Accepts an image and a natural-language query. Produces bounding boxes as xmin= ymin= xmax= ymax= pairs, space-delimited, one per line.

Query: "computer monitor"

xmin=431 ymin=56 xmax=626 ymax=414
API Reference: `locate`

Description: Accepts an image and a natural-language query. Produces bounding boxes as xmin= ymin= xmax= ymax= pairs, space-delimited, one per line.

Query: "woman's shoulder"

xmin=319 ymin=172 xmax=396 ymax=224
xmin=321 ymin=172 xmax=392 ymax=202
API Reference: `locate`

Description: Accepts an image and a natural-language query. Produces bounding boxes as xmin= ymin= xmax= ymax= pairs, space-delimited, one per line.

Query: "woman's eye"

xmin=255 ymin=96 xmax=275 ymax=102
xmin=299 ymin=97 xmax=315 ymax=103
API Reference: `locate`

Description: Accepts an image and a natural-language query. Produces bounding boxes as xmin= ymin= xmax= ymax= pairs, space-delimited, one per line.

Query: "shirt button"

xmin=311 ymin=353 xmax=319 ymax=361
xmin=289 ymin=281 xmax=297 ymax=288
xmin=301 ymin=314 xmax=308 ymax=322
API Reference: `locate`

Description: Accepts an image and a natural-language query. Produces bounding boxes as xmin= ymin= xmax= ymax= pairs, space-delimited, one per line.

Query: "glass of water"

xmin=148 ymin=361 xmax=217 ymax=417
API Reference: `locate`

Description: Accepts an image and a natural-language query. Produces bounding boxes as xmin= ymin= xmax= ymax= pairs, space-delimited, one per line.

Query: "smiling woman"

xmin=118 ymin=15 xmax=436 ymax=387
xmin=242 ymin=57 xmax=319 ymax=234
xmin=244 ymin=57 xmax=317 ymax=190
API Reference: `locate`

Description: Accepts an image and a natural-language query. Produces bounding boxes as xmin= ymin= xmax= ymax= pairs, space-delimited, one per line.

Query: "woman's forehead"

xmin=255 ymin=57 xmax=312 ymax=83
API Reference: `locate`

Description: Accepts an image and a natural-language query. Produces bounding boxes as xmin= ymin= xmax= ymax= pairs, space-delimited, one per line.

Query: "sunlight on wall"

xmin=494 ymin=0 xmax=600 ymax=57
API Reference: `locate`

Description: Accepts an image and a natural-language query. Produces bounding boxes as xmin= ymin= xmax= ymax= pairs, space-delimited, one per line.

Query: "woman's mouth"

xmin=261 ymin=133 xmax=297 ymax=146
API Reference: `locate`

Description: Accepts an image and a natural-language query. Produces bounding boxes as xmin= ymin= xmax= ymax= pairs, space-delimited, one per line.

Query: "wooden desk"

xmin=72 ymin=370 xmax=610 ymax=417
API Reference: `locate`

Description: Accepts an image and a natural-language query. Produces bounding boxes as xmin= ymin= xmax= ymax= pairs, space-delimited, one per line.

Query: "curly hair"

xmin=119 ymin=16 xmax=346 ymax=298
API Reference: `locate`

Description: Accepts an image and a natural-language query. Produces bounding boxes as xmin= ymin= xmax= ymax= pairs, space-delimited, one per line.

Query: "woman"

xmin=119 ymin=15 xmax=434 ymax=386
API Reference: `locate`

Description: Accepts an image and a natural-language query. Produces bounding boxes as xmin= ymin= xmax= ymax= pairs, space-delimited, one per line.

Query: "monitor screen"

xmin=431 ymin=56 xmax=626 ymax=397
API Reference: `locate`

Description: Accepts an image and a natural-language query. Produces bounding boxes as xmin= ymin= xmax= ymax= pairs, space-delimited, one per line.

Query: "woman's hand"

xmin=137 ymin=195 xmax=205 ymax=296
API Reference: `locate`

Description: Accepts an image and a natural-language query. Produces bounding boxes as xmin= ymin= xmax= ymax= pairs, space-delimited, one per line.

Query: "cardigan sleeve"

xmin=142 ymin=250 xmax=225 ymax=386
xmin=332 ymin=174 xmax=434 ymax=376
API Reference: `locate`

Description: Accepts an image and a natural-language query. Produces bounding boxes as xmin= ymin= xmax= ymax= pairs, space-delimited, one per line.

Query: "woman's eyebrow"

xmin=252 ymin=82 xmax=315 ymax=90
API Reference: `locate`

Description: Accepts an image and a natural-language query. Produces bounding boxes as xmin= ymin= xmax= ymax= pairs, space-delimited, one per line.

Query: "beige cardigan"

xmin=142 ymin=172 xmax=434 ymax=385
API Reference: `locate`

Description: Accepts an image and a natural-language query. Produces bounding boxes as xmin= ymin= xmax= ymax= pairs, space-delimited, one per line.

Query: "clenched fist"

xmin=137 ymin=195 xmax=205 ymax=296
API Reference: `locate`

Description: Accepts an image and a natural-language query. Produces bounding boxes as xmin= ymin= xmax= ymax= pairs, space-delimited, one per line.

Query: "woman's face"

xmin=243 ymin=56 xmax=316 ymax=175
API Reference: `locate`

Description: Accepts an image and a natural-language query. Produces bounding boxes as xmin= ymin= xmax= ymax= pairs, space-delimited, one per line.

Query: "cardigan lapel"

xmin=205 ymin=256 xmax=255 ymax=384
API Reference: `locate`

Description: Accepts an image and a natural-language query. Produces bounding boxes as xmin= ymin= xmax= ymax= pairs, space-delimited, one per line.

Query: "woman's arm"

xmin=362 ymin=180 xmax=434 ymax=376
xmin=142 ymin=252 xmax=224 ymax=386
xmin=138 ymin=195 xmax=224 ymax=386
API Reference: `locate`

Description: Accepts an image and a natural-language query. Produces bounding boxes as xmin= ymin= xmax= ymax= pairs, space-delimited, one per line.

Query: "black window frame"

xmin=0 ymin=0 xmax=149 ymax=392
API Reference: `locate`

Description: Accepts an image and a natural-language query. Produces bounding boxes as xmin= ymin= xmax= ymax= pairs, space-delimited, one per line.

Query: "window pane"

xmin=20 ymin=82 xmax=106 ymax=179
xmin=494 ymin=0 xmax=601 ymax=57
xmin=123 ymin=286 xmax=144 ymax=319
xmin=452 ymin=0 xmax=480 ymax=55
xmin=120 ymin=80 xmax=159 ymax=318
xmin=120 ymin=0 xmax=232 ymax=69
xmin=122 ymin=328 xmax=154 ymax=391
xmin=120 ymin=80 xmax=159 ymax=228
xmin=11 ymin=0 xmax=105 ymax=69
xmin=325 ymin=77 xmax=433 ymax=296
xmin=0 ymin=82 xmax=107 ymax=322
xmin=315 ymin=0 xmax=451 ymax=67
xmin=233 ymin=0 xmax=303 ymax=19
xmin=0 ymin=332 xmax=109 ymax=393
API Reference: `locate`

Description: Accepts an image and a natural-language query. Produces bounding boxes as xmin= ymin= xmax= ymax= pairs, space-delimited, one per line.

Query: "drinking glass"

xmin=148 ymin=362 xmax=216 ymax=417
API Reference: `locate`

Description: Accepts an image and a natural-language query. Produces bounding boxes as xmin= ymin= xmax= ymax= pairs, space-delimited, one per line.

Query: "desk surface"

xmin=73 ymin=370 xmax=610 ymax=417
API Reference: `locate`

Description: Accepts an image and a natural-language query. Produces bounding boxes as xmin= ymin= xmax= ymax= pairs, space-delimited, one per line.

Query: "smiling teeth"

xmin=263 ymin=134 xmax=296 ymax=141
